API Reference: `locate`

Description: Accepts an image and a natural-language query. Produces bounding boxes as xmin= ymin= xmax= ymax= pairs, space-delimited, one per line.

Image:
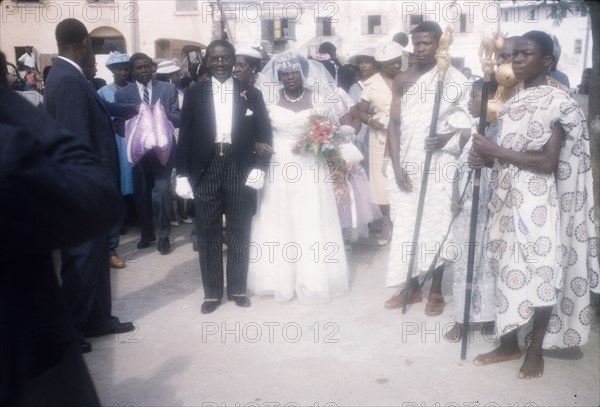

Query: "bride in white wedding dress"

xmin=247 ymin=52 xmax=349 ymax=303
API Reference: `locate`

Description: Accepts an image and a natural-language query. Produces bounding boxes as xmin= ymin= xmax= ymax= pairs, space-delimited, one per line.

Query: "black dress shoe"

xmin=137 ymin=240 xmax=151 ymax=249
xmin=86 ymin=321 xmax=135 ymax=338
xmin=228 ymin=295 xmax=251 ymax=308
xmin=80 ymin=340 xmax=92 ymax=354
xmin=157 ymin=238 xmax=171 ymax=254
xmin=201 ymin=300 xmax=221 ymax=314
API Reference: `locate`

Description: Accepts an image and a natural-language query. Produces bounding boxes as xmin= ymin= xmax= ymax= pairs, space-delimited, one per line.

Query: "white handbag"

xmin=339 ymin=143 xmax=364 ymax=165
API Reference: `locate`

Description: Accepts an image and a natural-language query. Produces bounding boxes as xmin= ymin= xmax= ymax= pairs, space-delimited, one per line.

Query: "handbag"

xmin=339 ymin=142 xmax=364 ymax=165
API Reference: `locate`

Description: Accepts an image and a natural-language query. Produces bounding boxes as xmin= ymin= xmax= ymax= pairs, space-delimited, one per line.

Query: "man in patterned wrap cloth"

xmin=469 ymin=30 xmax=598 ymax=379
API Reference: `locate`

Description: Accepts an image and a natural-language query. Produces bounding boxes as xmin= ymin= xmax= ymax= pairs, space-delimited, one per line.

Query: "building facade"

xmin=1 ymin=0 xmax=590 ymax=88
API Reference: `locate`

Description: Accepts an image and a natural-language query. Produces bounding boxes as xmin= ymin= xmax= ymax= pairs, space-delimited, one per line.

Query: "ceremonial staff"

xmin=460 ymin=34 xmax=504 ymax=359
xmin=402 ymin=25 xmax=454 ymax=314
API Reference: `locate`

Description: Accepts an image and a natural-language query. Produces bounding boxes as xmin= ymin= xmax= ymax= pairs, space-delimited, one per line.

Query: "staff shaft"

xmin=460 ymin=80 xmax=491 ymax=359
xmin=402 ymin=80 xmax=443 ymax=314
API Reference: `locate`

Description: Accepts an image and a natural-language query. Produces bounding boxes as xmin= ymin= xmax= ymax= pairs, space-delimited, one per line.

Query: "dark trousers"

xmin=1 ymin=254 xmax=100 ymax=406
xmin=18 ymin=339 xmax=100 ymax=406
xmin=133 ymin=164 xmax=173 ymax=242
xmin=109 ymin=226 xmax=120 ymax=256
xmin=60 ymin=233 xmax=119 ymax=337
xmin=195 ymin=144 xmax=253 ymax=299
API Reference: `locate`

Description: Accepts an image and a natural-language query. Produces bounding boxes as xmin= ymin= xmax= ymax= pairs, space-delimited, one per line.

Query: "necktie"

xmin=143 ymin=85 xmax=149 ymax=104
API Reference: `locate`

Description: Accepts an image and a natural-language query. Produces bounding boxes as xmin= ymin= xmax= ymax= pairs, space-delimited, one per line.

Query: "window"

xmin=176 ymin=0 xmax=197 ymax=12
xmin=525 ymin=7 xmax=537 ymax=21
xmin=261 ymin=20 xmax=274 ymax=41
xmin=574 ymin=39 xmax=582 ymax=54
xmin=262 ymin=18 xmax=295 ymax=41
xmin=316 ymin=17 xmax=334 ymax=36
xmin=368 ymin=15 xmax=381 ymax=35
xmin=459 ymin=14 xmax=467 ymax=33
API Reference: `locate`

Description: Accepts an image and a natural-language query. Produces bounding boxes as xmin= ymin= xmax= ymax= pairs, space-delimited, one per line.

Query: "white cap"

xmin=156 ymin=60 xmax=180 ymax=74
xmin=236 ymin=48 xmax=263 ymax=60
xmin=348 ymin=47 xmax=376 ymax=65
xmin=374 ymin=42 xmax=404 ymax=62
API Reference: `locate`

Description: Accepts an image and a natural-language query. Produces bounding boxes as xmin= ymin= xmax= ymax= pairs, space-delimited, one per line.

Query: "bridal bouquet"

xmin=292 ymin=113 xmax=344 ymax=166
xmin=292 ymin=113 xmax=350 ymax=206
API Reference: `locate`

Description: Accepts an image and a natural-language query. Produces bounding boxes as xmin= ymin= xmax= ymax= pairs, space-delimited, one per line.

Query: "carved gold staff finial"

xmin=479 ymin=32 xmax=504 ymax=81
xmin=436 ymin=24 xmax=454 ymax=82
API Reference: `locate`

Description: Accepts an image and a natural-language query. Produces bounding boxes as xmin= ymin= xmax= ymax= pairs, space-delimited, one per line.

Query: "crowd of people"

xmin=1 ymin=15 xmax=598 ymax=405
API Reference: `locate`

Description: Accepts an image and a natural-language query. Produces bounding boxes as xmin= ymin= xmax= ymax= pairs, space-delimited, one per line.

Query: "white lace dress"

xmin=247 ymin=104 xmax=350 ymax=303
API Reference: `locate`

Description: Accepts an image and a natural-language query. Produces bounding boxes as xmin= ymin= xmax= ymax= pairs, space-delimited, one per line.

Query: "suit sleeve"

xmin=167 ymin=84 xmax=181 ymax=128
xmin=104 ymin=100 xmax=138 ymax=120
xmin=252 ymin=88 xmax=273 ymax=146
xmin=176 ymin=86 xmax=196 ymax=177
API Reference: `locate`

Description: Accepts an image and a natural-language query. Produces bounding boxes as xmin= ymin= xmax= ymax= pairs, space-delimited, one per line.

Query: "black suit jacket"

xmin=115 ymin=80 xmax=181 ymax=171
xmin=43 ymin=57 xmax=120 ymax=185
xmin=176 ymin=79 xmax=272 ymax=186
xmin=1 ymin=87 xmax=123 ymax=405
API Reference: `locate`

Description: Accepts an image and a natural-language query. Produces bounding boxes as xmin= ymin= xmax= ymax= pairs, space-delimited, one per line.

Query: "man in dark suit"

xmin=176 ymin=39 xmax=272 ymax=314
xmin=1 ymin=50 xmax=122 ymax=405
xmin=115 ymin=53 xmax=181 ymax=254
xmin=43 ymin=18 xmax=134 ymax=353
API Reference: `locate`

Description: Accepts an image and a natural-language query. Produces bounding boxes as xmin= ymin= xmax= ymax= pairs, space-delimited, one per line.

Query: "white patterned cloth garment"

xmin=386 ymin=65 xmax=471 ymax=287
xmin=444 ymin=123 xmax=498 ymax=324
xmin=488 ymin=85 xmax=598 ymax=348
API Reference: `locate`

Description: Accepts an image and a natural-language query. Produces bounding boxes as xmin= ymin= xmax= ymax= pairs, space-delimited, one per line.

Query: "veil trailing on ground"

xmin=256 ymin=50 xmax=353 ymax=120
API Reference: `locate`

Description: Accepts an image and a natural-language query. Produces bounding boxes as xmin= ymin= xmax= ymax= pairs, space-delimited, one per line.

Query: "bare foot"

xmin=444 ymin=323 xmax=462 ymax=343
xmin=518 ymin=352 xmax=544 ymax=379
xmin=473 ymin=345 xmax=521 ymax=366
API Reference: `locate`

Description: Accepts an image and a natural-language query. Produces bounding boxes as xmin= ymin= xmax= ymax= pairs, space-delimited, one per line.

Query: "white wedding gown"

xmin=247 ymin=104 xmax=349 ymax=303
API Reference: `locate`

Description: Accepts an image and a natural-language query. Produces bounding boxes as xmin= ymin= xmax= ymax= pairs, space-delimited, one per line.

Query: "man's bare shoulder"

xmin=393 ymin=67 xmax=421 ymax=95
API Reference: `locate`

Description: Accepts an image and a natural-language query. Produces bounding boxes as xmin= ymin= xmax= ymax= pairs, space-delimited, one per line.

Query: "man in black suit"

xmin=43 ymin=18 xmax=134 ymax=352
xmin=176 ymin=40 xmax=272 ymax=314
xmin=1 ymin=50 xmax=121 ymax=406
xmin=115 ymin=53 xmax=181 ymax=254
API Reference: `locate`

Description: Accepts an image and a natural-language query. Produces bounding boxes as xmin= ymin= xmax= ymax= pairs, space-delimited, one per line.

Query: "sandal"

xmin=424 ymin=293 xmax=445 ymax=316
xmin=385 ymin=289 xmax=423 ymax=309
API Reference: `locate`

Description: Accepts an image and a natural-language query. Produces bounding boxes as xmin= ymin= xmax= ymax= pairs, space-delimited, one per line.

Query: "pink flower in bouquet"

xmin=294 ymin=114 xmax=343 ymax=162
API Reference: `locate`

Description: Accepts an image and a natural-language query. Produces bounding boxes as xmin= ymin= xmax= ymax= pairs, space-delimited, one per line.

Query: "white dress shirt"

xmin=57 ymin=56 xmax=84 ymax=77
xmin=211 ymin=76 xmax=234 ymax=144
xmin=136 ymin=80 xmax=153 ymax=104
xmin=18 ymin=52 xmax=36 ymax=68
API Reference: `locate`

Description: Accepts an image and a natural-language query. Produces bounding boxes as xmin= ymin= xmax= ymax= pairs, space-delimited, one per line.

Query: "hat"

xmin=105 ymin=51 xmax=130 ymax=67
xmin=375 ymin=42 xmax=404 ymax=62
xmin=156 ymin=60 xmax=180 ymax=75
xmin=236 ymin=48 xmax=263 ymax=60
xmin=348 ymin=47 xmax=376 ymax=65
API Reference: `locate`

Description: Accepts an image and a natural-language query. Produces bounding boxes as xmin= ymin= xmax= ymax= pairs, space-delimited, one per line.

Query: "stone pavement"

xmin=85 ymin=224 xmax=600 ymax=407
